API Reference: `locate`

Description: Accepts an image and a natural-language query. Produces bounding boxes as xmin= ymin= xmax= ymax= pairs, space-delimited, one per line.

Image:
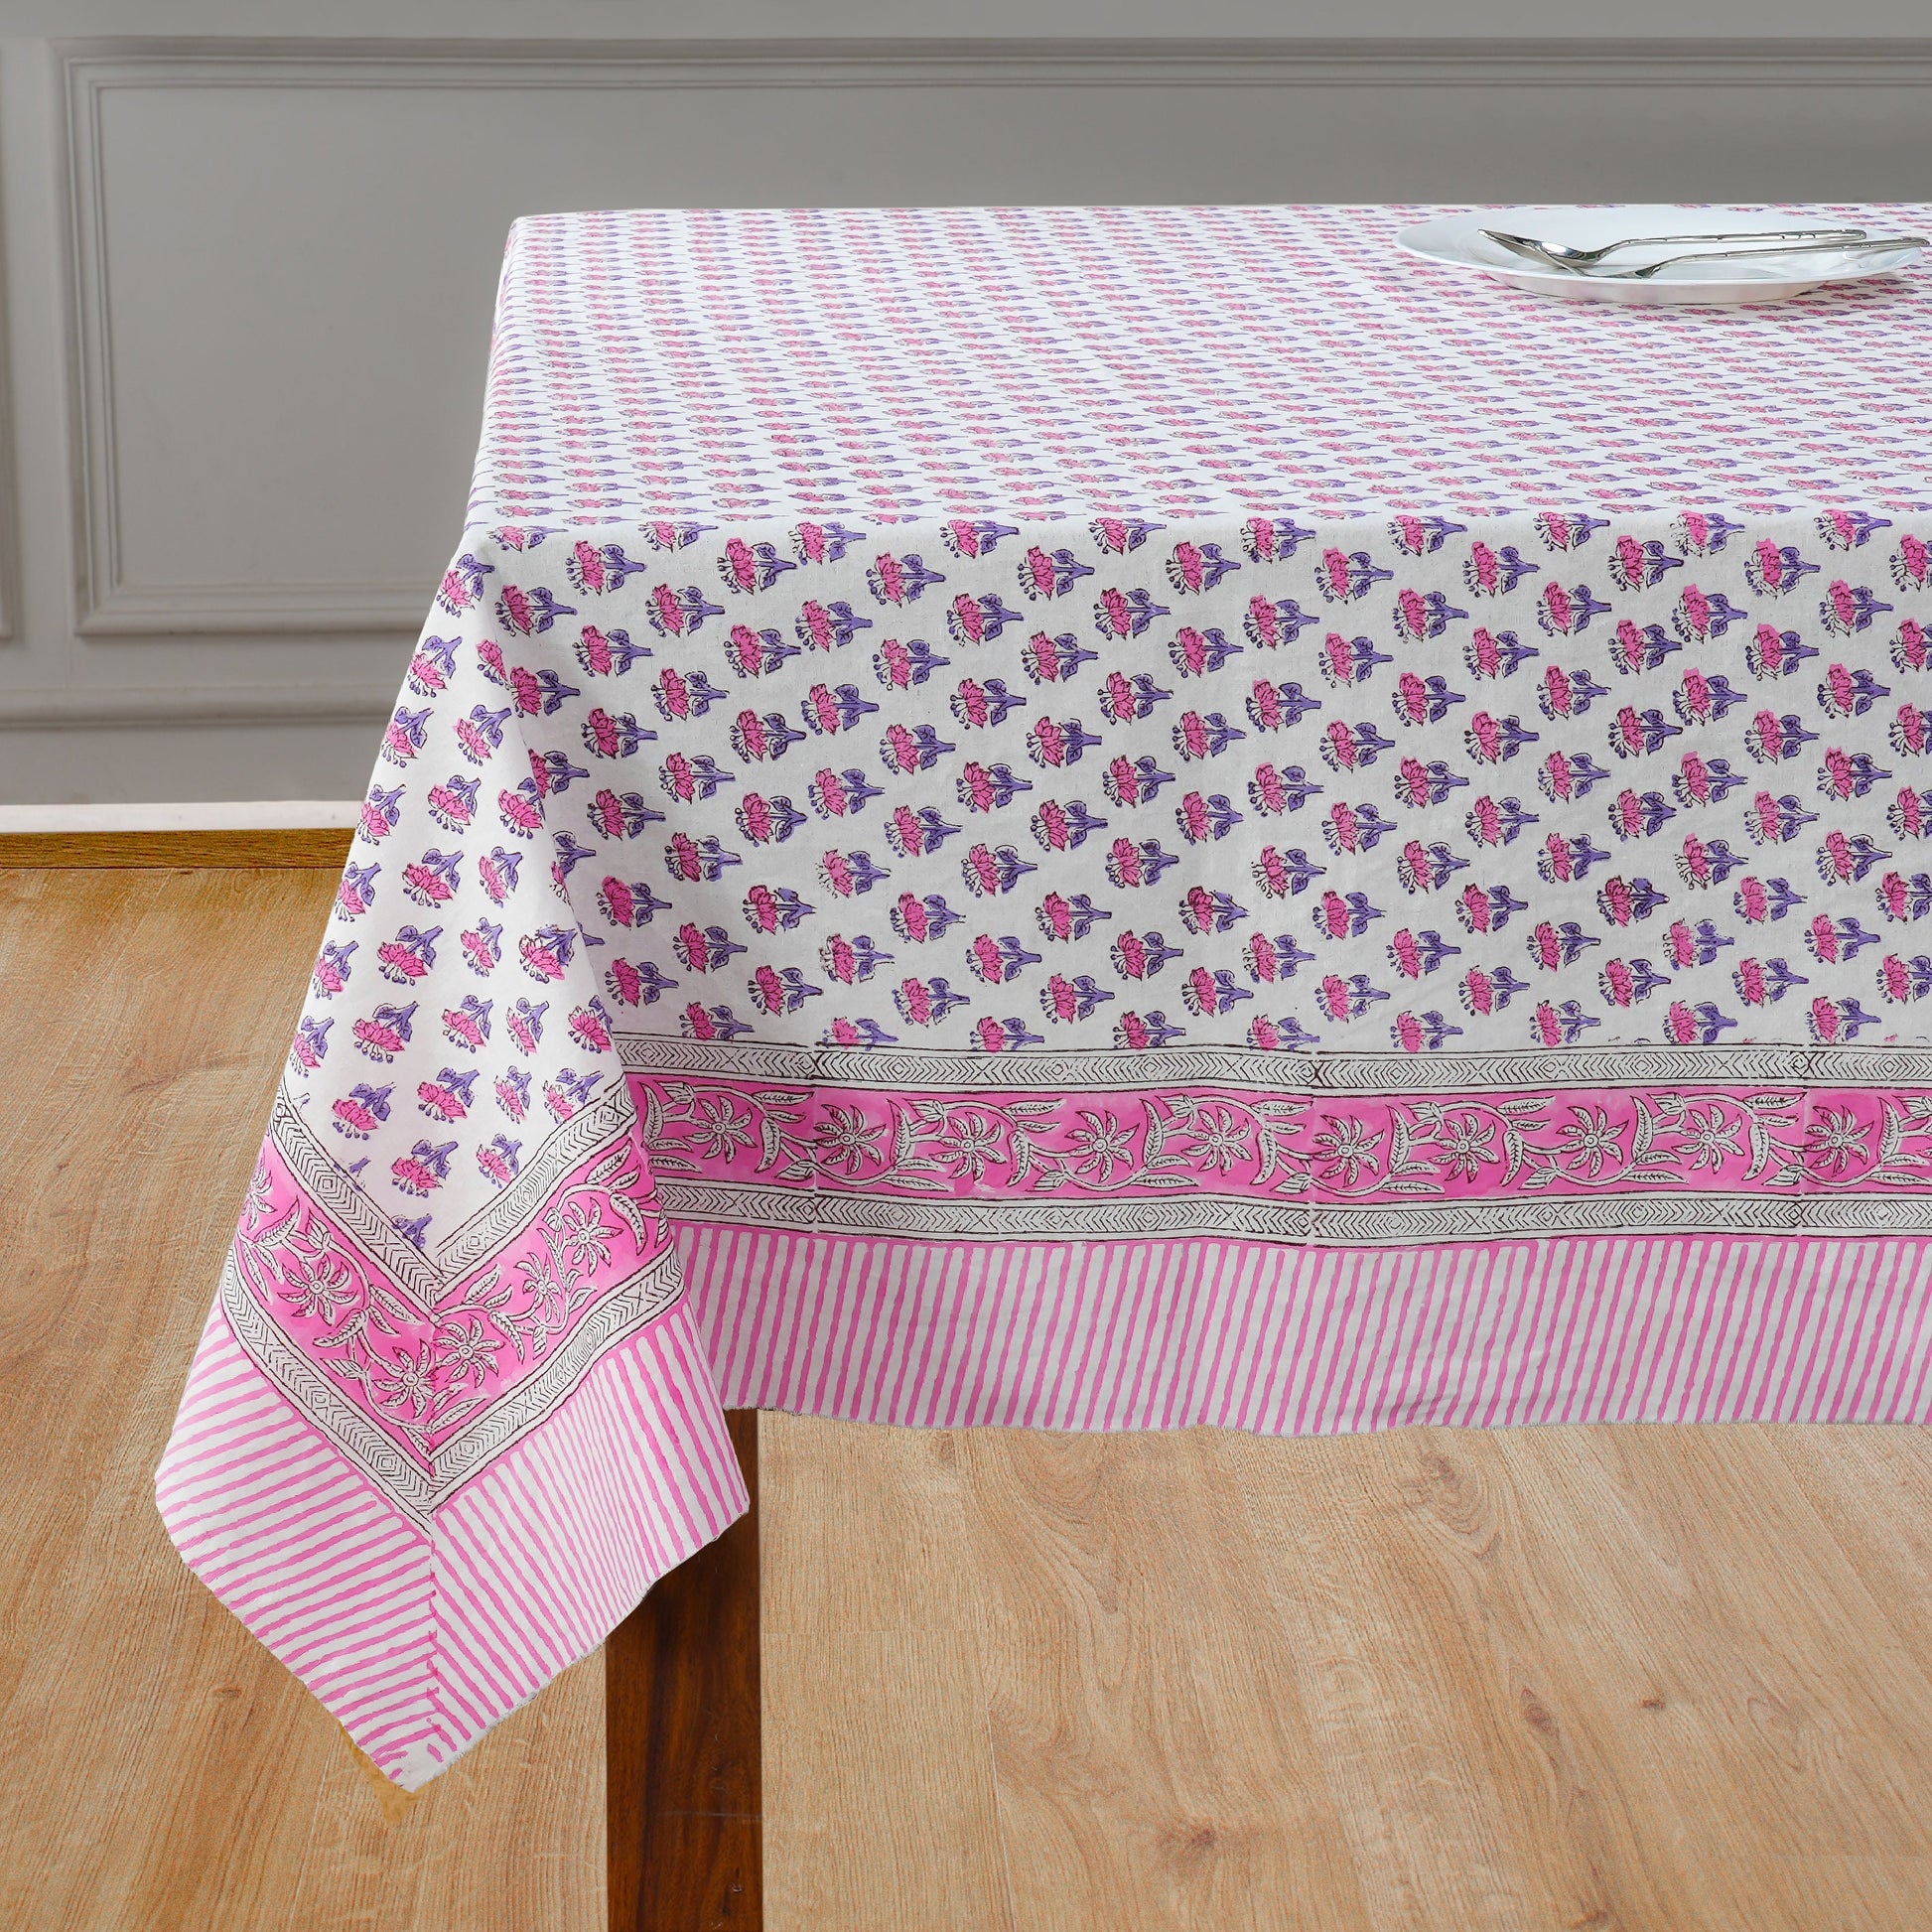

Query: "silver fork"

xmin=1482 ymin=226 xmax=1869 ymax=271
xmin=1580 ymin=235 xmax=1926 ymax=280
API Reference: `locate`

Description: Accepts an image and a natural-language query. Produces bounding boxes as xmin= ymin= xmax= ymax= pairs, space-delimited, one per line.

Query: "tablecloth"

xmin=159 ymin=205 xmax=1932 ymax=1788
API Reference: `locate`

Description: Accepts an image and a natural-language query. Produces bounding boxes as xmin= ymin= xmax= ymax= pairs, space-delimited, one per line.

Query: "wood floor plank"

xmin=760 ymin=1414 xmax=1012 ymax=1932
xmin=763 ymin=1629 xmax=1013 ymax=1932
xmin=1770 ymin=1426 xmax=1932 ymax=1665
xmin=760 ymin=1416 xmax=1932 ymax=1932
xmin=1230 ymin=1421 xmax=1932 ymax=1932
xmin=958 ymin=1428 xmax=1373 ymax=1932
xmin=0 ymin=828 xmax=354 ymax=869
xmin=1514 ymin=1429 xmax=1932 ymax=1862
xmin=761 ymin=1412 xmax=978 ymax=1638
xmin=1223 ymin=1427 xmax=1587 ymax=1932
xmin=0 ymin=868 xmax=604 ymax=1932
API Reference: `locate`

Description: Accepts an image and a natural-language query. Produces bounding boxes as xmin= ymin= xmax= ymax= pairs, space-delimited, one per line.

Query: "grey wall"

xmin=2 ymin=20 xmax=1930 ymax=803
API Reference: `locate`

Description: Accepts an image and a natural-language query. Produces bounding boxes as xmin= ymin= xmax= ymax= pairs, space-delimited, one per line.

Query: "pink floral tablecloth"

xmin=160 ymin=205 xmax=1932 ymax=1786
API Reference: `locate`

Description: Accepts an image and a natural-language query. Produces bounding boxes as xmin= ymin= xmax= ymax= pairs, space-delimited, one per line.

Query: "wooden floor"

xmin=763 ymin=1419 xmax=1932 ymax=1932
xmin=8 ymin=865 xmax=1932 ymax=1930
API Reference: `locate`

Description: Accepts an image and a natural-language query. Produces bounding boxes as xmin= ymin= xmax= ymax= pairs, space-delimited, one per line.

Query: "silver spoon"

xmin=1483 ymin=226 xmax=1868 ymax=272
xmin=1576 ymin=235 xmax=1926 ymax=280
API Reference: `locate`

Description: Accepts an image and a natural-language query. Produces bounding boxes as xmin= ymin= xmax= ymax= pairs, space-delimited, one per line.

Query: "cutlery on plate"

xmin=1572 ymin=235 xmax=1927 ymax=280
xmin=1482 ymin=226 xmax=1869 ymax=272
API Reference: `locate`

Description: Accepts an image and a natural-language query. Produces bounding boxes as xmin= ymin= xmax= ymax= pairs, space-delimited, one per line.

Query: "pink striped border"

xmin=679 ymin=1226 xmax=1932 ymax=1434
xmin=160 ymin=1226 xmax=1932 ymax=1788
xmin=156 ymin=1298 xmax=745 ymax=1790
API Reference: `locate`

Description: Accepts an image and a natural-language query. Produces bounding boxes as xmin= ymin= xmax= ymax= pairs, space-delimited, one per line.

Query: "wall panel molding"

xmin=0 ymin=78 xmax=20 ymax=642
xmin=52 ymin=35 xmax=1932 ymax=90
xmin=0 ymin=680 xmax=401 ymax=729
xmin=58 ymin=47 xmax=445 ymax=643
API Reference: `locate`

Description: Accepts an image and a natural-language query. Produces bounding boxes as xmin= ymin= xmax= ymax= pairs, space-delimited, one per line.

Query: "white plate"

xmin=1396 ymin=206 xmax=1922 ymax=306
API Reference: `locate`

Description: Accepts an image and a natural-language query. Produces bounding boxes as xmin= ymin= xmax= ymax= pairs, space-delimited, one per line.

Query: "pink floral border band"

xmin=224 ymin=1090 xmax=685 ymax=1520
xmin=621 ymin=1038 xmax=1932 ymax=1243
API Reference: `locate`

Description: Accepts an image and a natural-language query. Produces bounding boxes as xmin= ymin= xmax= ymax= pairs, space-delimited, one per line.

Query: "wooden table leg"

xmin=608 ymin=1408 xmax=761 ymax=1932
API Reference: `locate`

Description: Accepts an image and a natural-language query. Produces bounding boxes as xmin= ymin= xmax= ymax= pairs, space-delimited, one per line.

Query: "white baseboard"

xmin=0 ymin=799 xmax=361 ymax=834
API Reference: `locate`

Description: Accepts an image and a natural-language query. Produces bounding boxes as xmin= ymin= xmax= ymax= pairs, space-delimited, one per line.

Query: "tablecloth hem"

xmin=157 ymin=1297 xmax=746 ymax=1790
xmin=681 ymin=1223 xmax=1932 ymax=1435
